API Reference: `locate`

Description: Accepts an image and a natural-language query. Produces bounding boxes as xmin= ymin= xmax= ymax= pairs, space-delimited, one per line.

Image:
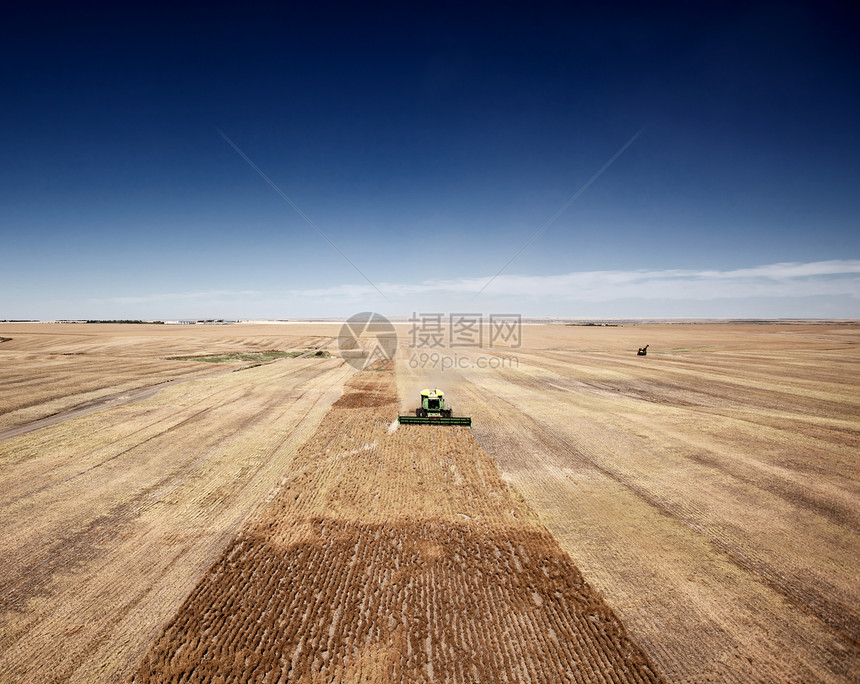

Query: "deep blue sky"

xmin=2 ymin=1 xmax=858 ymax=318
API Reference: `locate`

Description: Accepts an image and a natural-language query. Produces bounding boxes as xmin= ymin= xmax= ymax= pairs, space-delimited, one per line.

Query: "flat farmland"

xmin=398 ymin=322 xmax=859 ymax=682
xmin=0 ymin=323 xmax=348 ymax=682
xmin=0 ymin=323 xmax=332 ymax=432
xmin=132 ymin=372 xmax=660 ymax=683
xmin=1 ymin=322 xmax=857 ymax=682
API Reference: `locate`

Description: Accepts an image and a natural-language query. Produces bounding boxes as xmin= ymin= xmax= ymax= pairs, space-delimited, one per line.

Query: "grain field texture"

xmin=2 ymin=322 xmax=857 ymax=684
xmin=131 ymin=371 xmax=661 ymax=684
xmin=397 ymin=323 xmax=859 ymax=683
xmin=0 ymin=323 xmax=332 ymax=431
xmin=0 ymin=325 xmax=348 ymax=683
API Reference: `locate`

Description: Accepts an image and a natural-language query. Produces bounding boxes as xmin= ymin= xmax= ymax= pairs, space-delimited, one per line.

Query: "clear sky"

xmin=2 ymin=1 xmax=858 ymax=319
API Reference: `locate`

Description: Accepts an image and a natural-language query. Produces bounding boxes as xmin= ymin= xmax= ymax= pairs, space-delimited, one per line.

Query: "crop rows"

xmin=0 ymin=353 xmax=350 ymax=683
xmin=0 ymin=323 xmax=331 ymax=431
xmin=134 ymin=519 xmax=658 ymax=683
xmin=419 ymin=326 xmax=860 ymax=683
xmin=131 ymin=371 xmax=661 ymax=683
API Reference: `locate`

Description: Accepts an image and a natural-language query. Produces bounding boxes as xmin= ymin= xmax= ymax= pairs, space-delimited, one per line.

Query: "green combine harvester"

xmin=398 ymin=389 xmax=472 ymax=426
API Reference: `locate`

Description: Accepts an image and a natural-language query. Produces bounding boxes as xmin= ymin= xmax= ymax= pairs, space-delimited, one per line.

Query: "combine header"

xmin=398 ymin=389 xmax=472 ymax=427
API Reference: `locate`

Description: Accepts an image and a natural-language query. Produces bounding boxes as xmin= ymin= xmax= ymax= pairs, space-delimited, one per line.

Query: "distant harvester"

xmin=637 ymin=345 xmax=649 ymax=356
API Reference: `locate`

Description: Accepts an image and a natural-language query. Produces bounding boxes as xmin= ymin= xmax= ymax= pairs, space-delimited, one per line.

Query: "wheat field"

xmin=0 ymin=321 xmax=856 ymax=682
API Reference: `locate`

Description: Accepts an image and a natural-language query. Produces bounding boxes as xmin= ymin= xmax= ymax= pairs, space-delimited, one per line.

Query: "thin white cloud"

xmin=100 ymin=289 xmax=263 ymax=305
xmin=89 ymin=260 xmax=860 ymax=307
xmin=281 ymin=259 xmax=860 ymax=301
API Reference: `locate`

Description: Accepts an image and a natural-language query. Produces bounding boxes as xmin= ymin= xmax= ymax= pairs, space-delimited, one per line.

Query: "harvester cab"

xmin=398 ymin=389 xmax=472 ymax=426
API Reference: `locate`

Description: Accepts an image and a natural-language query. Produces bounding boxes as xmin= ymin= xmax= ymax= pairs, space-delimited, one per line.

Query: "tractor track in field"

xmin=1 ymin=470 xmax=181 ymax=616
xmin=0 ymin=368 xmax=237 ymax=443
xmin=2 ymin=365 xmax=347 ymax=659
xmin=0 ymin=338 xmax=336 ymax=442
xmin=0 ymin=361 xmax=331 ymax=506
xmin=2 ymin=403 xmax=221 ymax=507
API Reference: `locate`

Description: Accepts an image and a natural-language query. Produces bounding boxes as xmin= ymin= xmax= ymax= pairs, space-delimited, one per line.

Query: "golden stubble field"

xmin=0 ymin=323 xmax=333 ymax=433
xmin=397 ymin=322 xmax=859 ymax=683
xmin=131 ymin=372 xmax=660 ymax=683
xmin=0 ymin=321 xmax=857 ymax=682
xmin=0 ymin=323 xmax=348 ymax=682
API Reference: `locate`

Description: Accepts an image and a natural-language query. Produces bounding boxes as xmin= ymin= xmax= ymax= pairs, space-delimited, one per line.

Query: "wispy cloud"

xmin=92 ymin=260 xmax=860 ymax=308
xmin=101 ymin=290 xmax=264 ymax=305
xmin=444 ymin=260 xmax=860 ymax=301
xmin=288 ymin=259 xmax=860 ymax=301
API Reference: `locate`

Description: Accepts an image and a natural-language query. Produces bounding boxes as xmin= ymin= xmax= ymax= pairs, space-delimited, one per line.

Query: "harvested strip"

xmin=131 ymin=371 xmax=661 ymax=683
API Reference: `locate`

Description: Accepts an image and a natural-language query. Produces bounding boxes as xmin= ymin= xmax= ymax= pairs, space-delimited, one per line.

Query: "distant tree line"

xmin=83 ymin=320 xmax=165 ymax=324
